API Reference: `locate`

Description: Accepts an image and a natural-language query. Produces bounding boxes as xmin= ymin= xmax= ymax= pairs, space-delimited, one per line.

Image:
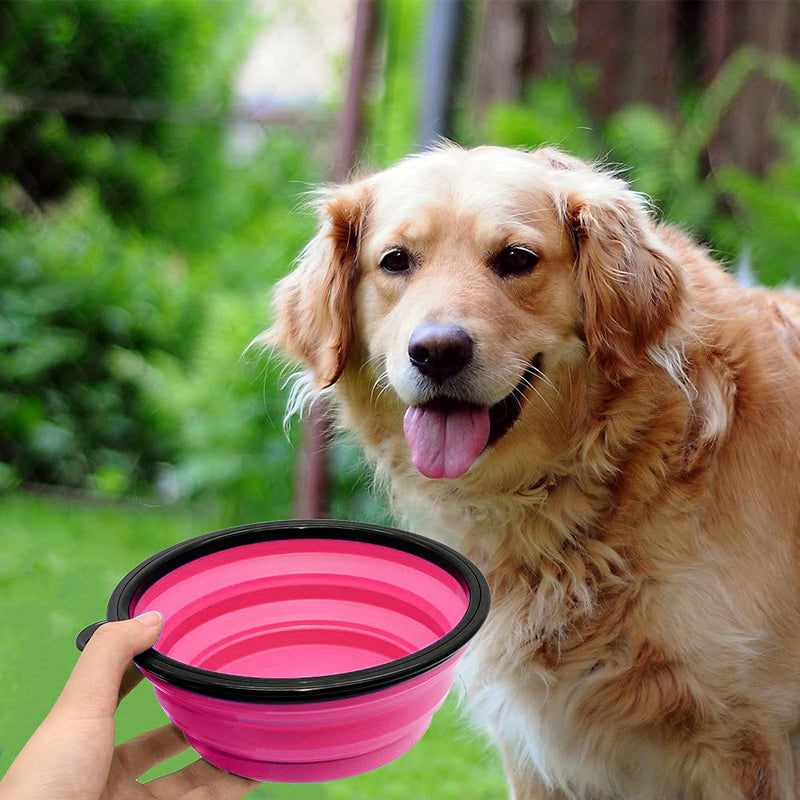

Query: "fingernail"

xmin=135 ymin=610 xmax=163 ymax=627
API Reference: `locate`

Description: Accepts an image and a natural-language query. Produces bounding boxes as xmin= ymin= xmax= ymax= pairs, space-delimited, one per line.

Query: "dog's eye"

xmin=379 ymin=247 xmax=412 ymax=274
xmin=492 ymin=246 xmax=539 ymax=277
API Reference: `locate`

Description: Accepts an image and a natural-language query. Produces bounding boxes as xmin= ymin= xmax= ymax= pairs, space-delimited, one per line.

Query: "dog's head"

xmin=267 ymin=146 xmax=684 ymax=480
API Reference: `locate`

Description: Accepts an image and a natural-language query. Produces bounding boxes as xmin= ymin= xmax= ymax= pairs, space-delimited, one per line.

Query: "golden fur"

xmin=264 ymin=145 xmax=800 ymax=799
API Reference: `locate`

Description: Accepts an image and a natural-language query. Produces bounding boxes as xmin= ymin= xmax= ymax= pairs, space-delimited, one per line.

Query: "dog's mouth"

xmin=403 ymin=355 xmax=543 ymax=480
xmin=487 ymin=355 xmax=542 ymax=447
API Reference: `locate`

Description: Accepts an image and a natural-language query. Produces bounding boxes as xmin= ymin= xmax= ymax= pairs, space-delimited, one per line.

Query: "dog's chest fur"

xmin=374 ymin=458 xmax=747 ymax=800
xmin=385 ymin=471 xmax=644 ymax=795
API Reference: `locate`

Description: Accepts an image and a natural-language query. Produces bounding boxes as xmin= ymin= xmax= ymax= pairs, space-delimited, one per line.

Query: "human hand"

xmin=0 ymin=612 xmax=258 ymax=800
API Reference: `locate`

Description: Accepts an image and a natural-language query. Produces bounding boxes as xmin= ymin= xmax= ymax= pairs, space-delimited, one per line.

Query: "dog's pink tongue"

xmin=403 ymin=404 xmax=490 ymax=479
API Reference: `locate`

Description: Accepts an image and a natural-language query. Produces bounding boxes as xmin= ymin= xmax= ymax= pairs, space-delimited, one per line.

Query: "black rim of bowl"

xmin=105 ymin=520 xmax=491 ymax=703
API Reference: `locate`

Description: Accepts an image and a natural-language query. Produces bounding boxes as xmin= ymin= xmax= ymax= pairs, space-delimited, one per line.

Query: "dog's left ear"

xmin=267 ymin=182 xmax=369 ymax=390
xmin=567 ymin=185 xmax=685 ymax=383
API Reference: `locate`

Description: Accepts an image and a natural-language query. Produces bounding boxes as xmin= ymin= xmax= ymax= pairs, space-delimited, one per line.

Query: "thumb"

xmin=56 ymin=612 xmax=163 ymax=718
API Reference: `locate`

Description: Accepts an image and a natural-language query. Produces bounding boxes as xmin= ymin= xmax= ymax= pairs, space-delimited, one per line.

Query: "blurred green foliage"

xmin=0 ymin=190 xmax=197 ymax=493
xmin=482 ymin=70 xmax=599 ymax=159
xmin=0 ymin=0 xmax=387 ymax=520
xmin=0 ymin=0 xmax=249 ymax=237
xmin=0 ymin=0 xmax=328 ymax=515
xmin=709 ymin=54 xmax=800 ymax=284
xmin=365 ymin=0 xmax=427 ymax=166
xmin=140 ymin=291 xmax=298 ymax=518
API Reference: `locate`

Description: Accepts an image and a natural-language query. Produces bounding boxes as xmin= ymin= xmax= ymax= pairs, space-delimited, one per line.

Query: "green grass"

xmin=0 ymin=491 xmax=506 ymax=798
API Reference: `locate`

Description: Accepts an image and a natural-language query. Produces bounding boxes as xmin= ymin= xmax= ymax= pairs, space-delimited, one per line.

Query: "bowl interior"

xmin=131 ymin=538 xmax=470 ymax=679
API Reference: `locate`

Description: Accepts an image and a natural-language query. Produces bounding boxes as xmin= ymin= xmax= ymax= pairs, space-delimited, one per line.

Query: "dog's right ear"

xmin=266 ymin=182 xmax=370 ymax=390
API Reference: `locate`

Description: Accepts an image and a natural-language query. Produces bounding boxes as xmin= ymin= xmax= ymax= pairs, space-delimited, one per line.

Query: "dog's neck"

xmin=331 ymin=345 xmax=734 ymax=675
xmin=335 ymin=352 xmax=706 ymax=627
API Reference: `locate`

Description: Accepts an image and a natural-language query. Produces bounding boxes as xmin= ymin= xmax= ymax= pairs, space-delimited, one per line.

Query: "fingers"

xmin=147 ymin=758 xmax=225 ymax=795
xmin=56 ymin=611 xmax=163 ymax=718
xmin=147 ymin=758 xmax=258 ymax=799
xmin=115 ymin=723 xmax=189 ymax=778
xmin=183 ymin=772 xmax=259 ymax=800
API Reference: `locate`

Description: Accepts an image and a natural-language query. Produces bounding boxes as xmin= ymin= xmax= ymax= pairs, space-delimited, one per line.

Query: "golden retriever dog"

xmin=264 ymin=145 xmax=800 ymax=799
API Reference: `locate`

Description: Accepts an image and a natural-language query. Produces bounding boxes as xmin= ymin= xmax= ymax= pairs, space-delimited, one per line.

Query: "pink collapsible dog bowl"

xmin=77 ymin=520 xmax=490 ymax=782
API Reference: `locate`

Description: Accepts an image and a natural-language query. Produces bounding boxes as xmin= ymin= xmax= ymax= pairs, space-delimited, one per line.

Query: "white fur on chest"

xmin=457 ymin=639 xmax=710 ymax=800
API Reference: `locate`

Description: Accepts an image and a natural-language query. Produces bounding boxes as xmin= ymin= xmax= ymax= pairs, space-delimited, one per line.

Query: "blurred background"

xmin=2 ymin=0 xmax=800 ymax=796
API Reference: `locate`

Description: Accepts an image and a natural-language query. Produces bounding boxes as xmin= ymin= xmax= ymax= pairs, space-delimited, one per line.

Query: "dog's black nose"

xmin=408 ymin=323 xmax=474 ymax=383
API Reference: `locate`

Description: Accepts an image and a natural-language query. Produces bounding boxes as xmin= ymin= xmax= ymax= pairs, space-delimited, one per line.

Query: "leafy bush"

xmin=178 ymin=131 xmax=321 ymax=294
xmin=709 ymin=56 xmax=800 ymax=284
xmin=0 ymin=0 xmax=251 ymax=241
xmin=713 ymin=145 xmax=800 ymax=285
xmin=0 ymin=0 xmax=339 ymax=511
xmin=139 ymin=291 xmax=296 ymax=517
xmin=0 ymin=191 xmax=199 ymax=493
xmin=483 ymin=71 xmax=599 ymax=159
